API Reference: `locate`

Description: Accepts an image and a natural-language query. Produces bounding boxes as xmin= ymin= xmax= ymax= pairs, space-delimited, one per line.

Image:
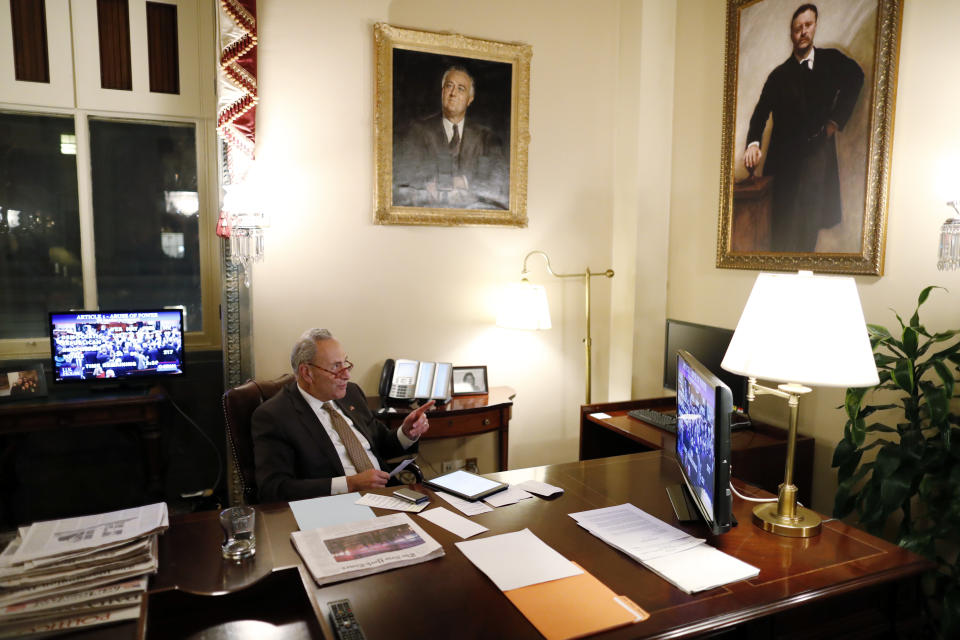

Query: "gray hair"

xmin=290 ymin=328 xmax=334 ymax=372
xmin=441 ymin=65 xmax=475 ymax=100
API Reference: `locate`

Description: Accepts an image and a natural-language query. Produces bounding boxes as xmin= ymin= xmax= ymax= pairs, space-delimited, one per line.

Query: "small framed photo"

xmin=452 ymin=366 xmax=488 ymax=396
xmin=0 ymin=363 xmax=48 ymax=401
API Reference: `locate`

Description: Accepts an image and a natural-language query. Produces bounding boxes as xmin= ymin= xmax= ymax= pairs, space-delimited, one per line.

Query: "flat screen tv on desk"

xmin=671 ymin=349 xmax=734 ymax=535
xmin=49 ymin=309 xmax=185 ymax=385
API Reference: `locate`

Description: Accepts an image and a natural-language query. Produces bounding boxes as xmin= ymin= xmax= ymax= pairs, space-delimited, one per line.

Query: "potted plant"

xmin=832 ymin=286 xmax=960 ymax=637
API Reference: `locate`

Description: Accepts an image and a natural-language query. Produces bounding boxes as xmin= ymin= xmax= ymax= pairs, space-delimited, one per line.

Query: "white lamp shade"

xmin=721 ymin=271 xmax=879 ymax=388
xmin=496 ymin=281 xmax=552 ymax=330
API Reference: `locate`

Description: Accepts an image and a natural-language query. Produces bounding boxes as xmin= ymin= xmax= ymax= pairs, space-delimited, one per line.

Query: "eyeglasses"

xmin=305 ymin=359 xmax=354 ymax=378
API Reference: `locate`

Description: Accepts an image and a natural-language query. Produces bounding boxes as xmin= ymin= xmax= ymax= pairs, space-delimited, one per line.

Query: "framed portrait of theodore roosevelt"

xmin=374 ymin=24 xmax=531 ymax=227
xmin=717 ymin=0 xmax=903 ymax=275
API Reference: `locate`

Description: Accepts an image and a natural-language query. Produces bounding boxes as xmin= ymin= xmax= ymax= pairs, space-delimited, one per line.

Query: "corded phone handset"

xmin=379 ymin=358 xmax=452 ymax=408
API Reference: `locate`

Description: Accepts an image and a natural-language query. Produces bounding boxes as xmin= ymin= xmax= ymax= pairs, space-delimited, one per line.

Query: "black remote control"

xmin=328 ymin=599 xmax=366 ymax=640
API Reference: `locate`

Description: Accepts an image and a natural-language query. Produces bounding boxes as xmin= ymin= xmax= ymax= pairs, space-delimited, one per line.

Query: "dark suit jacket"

xmin=745 ymin=47 xmax=864 ymax=249
xmin=747 ymin=47 xmax=863 ymax=179
xmin=252 ymin=381 xmax=412 ymax=503
xmin=393 ymin=113 xmax=508 ymax=209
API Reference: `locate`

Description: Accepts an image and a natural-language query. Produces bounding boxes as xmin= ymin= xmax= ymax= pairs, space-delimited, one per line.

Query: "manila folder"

xmin=504 ymin=563 xmax=648 ymax=640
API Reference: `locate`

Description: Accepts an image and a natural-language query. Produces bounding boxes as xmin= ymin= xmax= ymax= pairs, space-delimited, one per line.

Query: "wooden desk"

xmin=132 ymin=452 xmax=929 ymax=640
xmin=580 ymin=397 xmax=815 ymax=505
xmin=368 ymin=386 xmax=514 ymax=471
xmin=0 ymin=387 xmax=167 ymax=501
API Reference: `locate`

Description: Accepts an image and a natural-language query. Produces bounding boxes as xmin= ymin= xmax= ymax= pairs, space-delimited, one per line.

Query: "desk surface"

xmin=144 ymin=452 xmax=930 ymax=640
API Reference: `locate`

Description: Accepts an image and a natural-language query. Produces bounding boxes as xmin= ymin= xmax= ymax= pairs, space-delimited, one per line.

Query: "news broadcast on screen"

xmin=49 ymin=310 xmax=185 ymax=383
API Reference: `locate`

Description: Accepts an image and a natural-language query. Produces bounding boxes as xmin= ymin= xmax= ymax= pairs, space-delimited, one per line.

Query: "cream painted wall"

xmin=668 ymin=0 xmax=960 ymax=513
xmin=251 ymin=0 xmax=634 ymax=472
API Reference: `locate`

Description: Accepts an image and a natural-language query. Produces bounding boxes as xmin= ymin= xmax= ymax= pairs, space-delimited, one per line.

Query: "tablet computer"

xmin=424 ymin=470 xmax=508 ymax=502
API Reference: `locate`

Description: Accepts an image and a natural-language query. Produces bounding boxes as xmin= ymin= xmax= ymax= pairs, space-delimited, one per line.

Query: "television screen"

xmin=664 ymin=319 xmax=748 ymax=413
xmin=49 ymin=310 xmax=185 ymax=383
xmin=675 ymin=349 xmax=733 ymax=535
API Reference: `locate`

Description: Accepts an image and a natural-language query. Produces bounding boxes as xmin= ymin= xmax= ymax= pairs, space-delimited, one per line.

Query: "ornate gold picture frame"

xmin=374 ymin=23 xmax=531 ymax=227
xmin=717 ymin=0 xmax=903 ymax=275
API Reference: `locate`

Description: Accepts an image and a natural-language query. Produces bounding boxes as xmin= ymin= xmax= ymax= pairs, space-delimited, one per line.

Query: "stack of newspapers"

xmin=292 ymin=512 xmax=444 ymax=586
xmin=0 ymin=502 xmax=168 ymax=638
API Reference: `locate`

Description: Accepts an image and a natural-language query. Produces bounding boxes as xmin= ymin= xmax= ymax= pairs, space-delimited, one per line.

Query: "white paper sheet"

xmin=355 ymin=493 xmax=428 ymax=513
xmin=483 ymin=487 xmax=534 ymax=507
xmin=643 ymin=543 xmax=760 ymax=593
xmin=290 ymin=493 xmax=376 ymax=531
xmin=513 ymin=480 xmax=564 ymax=497
xmin=388 ymin=458 xmax=415 ymax=478
xmin=435 ymin=491 xmax=493 ymax=516
xmin=589 ymin=412 xmax=612 ymax=419
xmin=455 ymin=529 xmax=583 ymax=591
xmin=419 ymin=507 xmax=488 ymax=539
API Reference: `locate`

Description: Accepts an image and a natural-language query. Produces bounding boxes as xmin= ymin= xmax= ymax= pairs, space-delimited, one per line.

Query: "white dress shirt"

xmin=297 ymin=385 xmax=417 ymax=494
xmin=442 ymin=116 xmax=466 ymax=144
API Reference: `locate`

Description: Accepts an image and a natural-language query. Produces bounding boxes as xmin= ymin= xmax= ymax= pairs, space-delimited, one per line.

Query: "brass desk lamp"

xmin=721 ymin=271 xmax=879 ymax=538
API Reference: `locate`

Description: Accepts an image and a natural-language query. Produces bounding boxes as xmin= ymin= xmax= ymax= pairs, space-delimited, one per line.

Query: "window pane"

xmin=89 ymin=119 xmax=201 ymax=331
xmin=0 ymin=113 xmax=83 ymax=339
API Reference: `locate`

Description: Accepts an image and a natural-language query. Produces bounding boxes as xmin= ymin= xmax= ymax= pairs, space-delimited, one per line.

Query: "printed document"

xmin=569 ymin=504 xmax=759 ymax=593
xmin=355 ymin=493 xmax=428 ymax=513
xmin=435 ymin=491 xmax=493 ymax=516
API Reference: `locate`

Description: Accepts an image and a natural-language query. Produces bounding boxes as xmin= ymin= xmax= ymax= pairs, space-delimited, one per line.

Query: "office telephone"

xmin=379 ymin=359 xmax=452 ymax=405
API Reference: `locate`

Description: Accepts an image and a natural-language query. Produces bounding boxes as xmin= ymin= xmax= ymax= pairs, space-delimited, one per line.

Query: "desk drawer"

xmin=424 ymin=408 xmax=503 ymax=438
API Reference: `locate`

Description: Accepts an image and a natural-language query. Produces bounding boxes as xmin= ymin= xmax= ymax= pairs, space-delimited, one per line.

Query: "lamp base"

xmin=752 ymin=502 xmax=822 ymax=538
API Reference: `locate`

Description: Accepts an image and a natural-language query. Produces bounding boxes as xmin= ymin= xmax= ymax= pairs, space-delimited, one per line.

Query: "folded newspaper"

xmin=292 ymin=512 xmax=444 ymax=586
xmin=0 ymin=502 xmax=168 ymax=638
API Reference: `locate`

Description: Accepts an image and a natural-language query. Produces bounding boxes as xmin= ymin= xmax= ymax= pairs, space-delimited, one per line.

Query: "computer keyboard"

xmin=627 ymin=408 xmax=677 ymax=433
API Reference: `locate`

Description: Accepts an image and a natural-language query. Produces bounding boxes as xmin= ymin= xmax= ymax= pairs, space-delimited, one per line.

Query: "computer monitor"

xmin=672 ymin=349 xmax=734 ymax=535
xmin=663 ymin=319 xmax=748 ymax=413
xmin=49 ymin=309 xmax=185 ymax=385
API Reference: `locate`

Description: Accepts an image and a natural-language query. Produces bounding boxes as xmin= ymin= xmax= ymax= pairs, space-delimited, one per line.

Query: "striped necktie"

xmin=449 ymin=123 xmax=460 ymax=152
xmin=322 ymin=402 xmax=374 ymax=473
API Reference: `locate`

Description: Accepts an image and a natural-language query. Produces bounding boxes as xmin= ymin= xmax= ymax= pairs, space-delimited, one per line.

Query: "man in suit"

xmin=393 ymin=65 xmax=508 ymax=210
xmin=743 ymin=3 xmax=864 ymax=252
xmin=252 ymin=328 xmax=433 ymax=503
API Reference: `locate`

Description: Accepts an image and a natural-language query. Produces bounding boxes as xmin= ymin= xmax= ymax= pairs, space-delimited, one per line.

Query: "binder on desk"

xmin=504 ymin=563 xmax=648 ymax=640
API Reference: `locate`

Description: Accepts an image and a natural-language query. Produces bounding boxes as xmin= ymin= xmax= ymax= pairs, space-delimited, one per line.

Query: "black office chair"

xmin=222 ymin=376 xmax=421 ymax=505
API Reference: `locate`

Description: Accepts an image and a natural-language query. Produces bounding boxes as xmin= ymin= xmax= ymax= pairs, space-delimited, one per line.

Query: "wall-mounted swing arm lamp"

xmin=496 ymin=250 xmax=614 ymax=404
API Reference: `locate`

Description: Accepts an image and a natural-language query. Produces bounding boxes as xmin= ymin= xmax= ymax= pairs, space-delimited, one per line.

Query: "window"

xmin=89 ymin=119 xmax=202 ymax=329
xmin=0 ymin=1 xmax=218 ymax=357
xmin=0 ymin=113 xmax=83 ymax=339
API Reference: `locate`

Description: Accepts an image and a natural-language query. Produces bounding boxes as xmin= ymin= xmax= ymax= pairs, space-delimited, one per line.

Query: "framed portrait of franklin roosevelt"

xmin=717 ymin=0 xmax=903 ymax=275
xmin=373 ymin=23 xmax=531 ymax=227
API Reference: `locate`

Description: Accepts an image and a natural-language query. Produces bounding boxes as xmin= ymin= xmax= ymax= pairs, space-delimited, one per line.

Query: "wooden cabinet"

xmin=368 ymin=386 xmax=514 ymax=471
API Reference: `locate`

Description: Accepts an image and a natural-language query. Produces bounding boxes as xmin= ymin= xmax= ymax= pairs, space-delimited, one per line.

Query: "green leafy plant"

xmin=832 ymin=286 xmax=960 ymax=637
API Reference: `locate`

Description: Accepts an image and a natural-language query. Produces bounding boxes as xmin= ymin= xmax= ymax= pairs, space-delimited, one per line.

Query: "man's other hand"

xmin=346 ymin=469 xmax=390 ymax=492
xmin=401 ymin=400 xmax=434 ymax=439
xmin=744 ymin=145 xmax=762 ymax=169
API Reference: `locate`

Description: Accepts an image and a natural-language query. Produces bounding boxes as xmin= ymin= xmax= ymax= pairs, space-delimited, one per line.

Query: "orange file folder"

xmin=504 ymin=563 xmax=649 ymax=640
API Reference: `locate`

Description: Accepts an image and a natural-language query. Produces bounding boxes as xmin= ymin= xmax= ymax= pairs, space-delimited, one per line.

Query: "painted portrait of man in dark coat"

xmin=733 ymin=1 xmax=875 ymax=254
xmin=392 ymin=51 xmax=511 ymax=211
